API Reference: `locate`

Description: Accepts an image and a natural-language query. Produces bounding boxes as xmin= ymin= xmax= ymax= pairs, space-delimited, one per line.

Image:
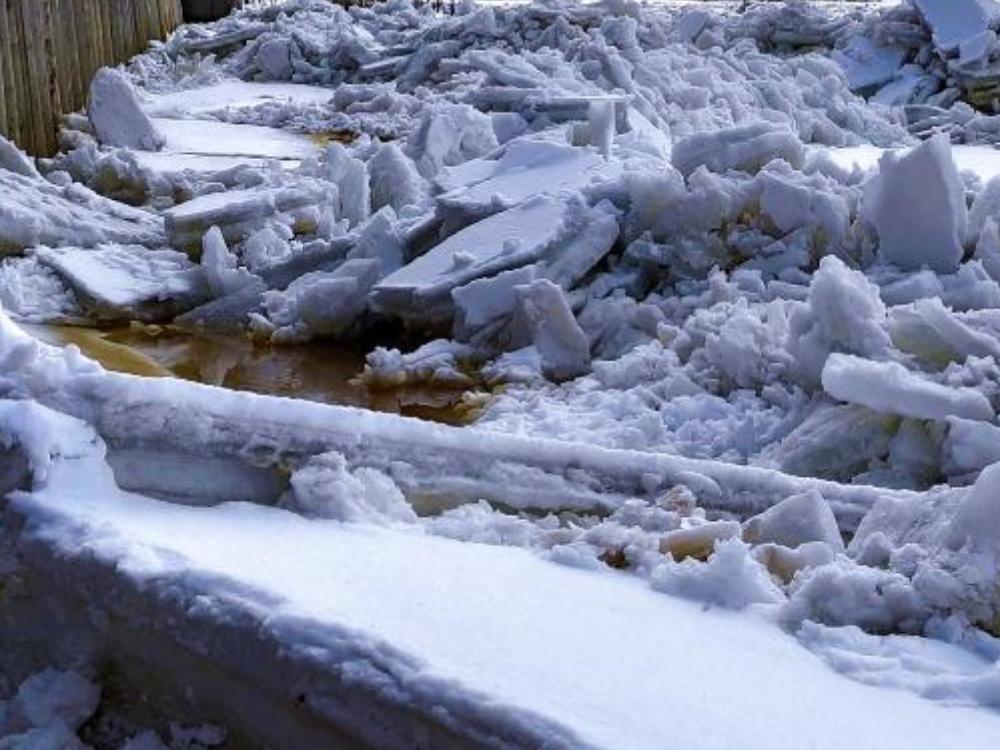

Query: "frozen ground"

xmin=5 ymin=0 xmax=1000 ymax=746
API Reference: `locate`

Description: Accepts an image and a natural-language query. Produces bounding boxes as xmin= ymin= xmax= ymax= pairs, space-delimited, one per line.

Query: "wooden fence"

xmin=0 ymin=0 xmax=184 ymax=156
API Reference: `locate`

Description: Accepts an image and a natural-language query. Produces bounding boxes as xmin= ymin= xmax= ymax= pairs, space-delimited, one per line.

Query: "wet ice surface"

xmin=6 ymin=0 xmax=1000 ymax=745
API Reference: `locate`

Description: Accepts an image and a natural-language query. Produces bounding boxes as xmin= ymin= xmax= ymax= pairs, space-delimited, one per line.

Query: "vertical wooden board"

xmin=43 ymin=0 xmax=68 ymax=129
xmin=23 ymin=0 xmax=58 ymax=153
xmin=74 ymin=0 xmax=97 ymax=107
xmin=8 ymin=0 xmax=36 ymax=153
xmin=0 ymin=0 xmax=10 ymax=140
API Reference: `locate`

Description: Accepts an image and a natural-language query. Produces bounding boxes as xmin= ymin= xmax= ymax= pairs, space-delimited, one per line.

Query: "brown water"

xmin=26 ymin=324 xmax=483 ymax=425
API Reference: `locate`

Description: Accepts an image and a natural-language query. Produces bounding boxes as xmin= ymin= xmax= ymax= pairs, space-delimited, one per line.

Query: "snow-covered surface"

xmin=153 ymin=118 xmax=320 ymax=161
xmin=10 ymin=464 xmax=1000 ymax=750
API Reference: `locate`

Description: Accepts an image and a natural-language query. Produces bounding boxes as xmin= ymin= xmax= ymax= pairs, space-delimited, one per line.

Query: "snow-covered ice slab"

xmin=912 ymin=0 xmax=1000 ymax=51
xmin=0 ymin=312 xmax=911 ymax=527
xmin=372 ymin=195 xmax=616 ymax=324
xmin=5 ymin=417 xmax=1000 ymax=750
xmin=35 ymin=245 xmax=208 ymax=322
xmin=831 ymin=36 xmax=906 ymax=92
xmin=436 ymin=141 xmax=614 ymax=217
xmin=164 ymin=183 xmax=328 ymax=250
xmin=822 ymin=353 xmax=995 ymax=423
xmin=142 ymin=81 xmax=334 ymax=119
xmin=130 ymin=151 xmax=299 ymax=176
xmin=152 ymin=118 xmax=321 ymax=161
xmin=0 ymin=171 xmax=164 ymax=252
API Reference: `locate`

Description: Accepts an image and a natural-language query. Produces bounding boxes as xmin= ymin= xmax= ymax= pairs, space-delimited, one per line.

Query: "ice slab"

xmin=164 ymin=183 xmax=328 ymax=250
xmin=436 ymin=140 xmax=612 ymax=217
xmin=822 ymin=353 xmax=995 ymax=422
xmin=8 ymin=467 xmax=1000 ymax=750
xmin=0 ymin=171 xmax=164 ymax=252
xmin=912 ymin=0 xmax=1000 ymax=51
xmin=372 ymin=196 xmax=613 ymax=324
xmin=861 ymin=135 xmax=967 ymax=274
xmin=143 ymin=81 xmax=334 ymax=119
xmin=152 ymin=119 xmax=321 ymax=161
xmin=1 ymin=311 xmax=913 ymax=528
xmin=35 ymin=245 xmax=208 ymax=322
xmin=831 ymin=36 xmax=906 ymax=92
xmin=131 ymin=152 xmax=300 ymax=176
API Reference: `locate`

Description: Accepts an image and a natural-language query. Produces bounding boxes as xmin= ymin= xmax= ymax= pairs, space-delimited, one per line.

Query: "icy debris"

xmin=912 ymin=0 xmax=1000 ymax=52
xmin=286 ymin=451 xmax=415 ymax=524
xmin=822 ymin=353 xmax=996 ymax=423
xmin=35 ymin=245 xmax=209 ymax=322
xmin=862 ymin=135 xmax=967 ymax=274
xmin=363 ymin=339 xmax=474 ymax=388
xmin=253 ymin=258 xmax=379 ymax=343
xmin=671 ymin=122 xmax=805 ymax=178
xmin=784 ymin=556 xmax=929 ymax=633
xmin=0 ymin=170 xmax=164 ymax=252
xmin=163 ymin=183 xmax=329 ymax=251
xmin=513 ymin=280 xmax=590 ymax=382
xmin=786 ymin=256 xmax=892 ymax=386
xmin=201 ymin=227 xmax=258 ymax=297
xmin=651 ymin=538 xmax=785 ymax=609
xmin=743 ymin=490 xmax=844 ymax=552
xmin=87 ymin=67 xmax=164 ymax=151
xmin=0 ymin=257 xmax=82 ymax=323
xmin=847 ymin=462 xmax=1000 ymax=631
xmin=408 ymin=103 xmax=498 ymax=178
xmin=0 ymin=670 xmax=99 ymax=749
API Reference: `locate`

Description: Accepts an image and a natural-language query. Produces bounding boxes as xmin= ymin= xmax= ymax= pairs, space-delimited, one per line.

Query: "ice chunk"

xmin=950 ymin=461 xmax=1000 ymax=551
xmin=35 ymin=245 xmax=209 ymax=322
xmin=912 ymin=0 xmax=1000 ymax=52
xmin=752 ymin=541 xmax=837 ymax=584
xmin=408 ymin=103 xmax=498 ymax=177
xmin=0 ymin=134 xmax=39 ymax=178
xmin=436 ymin=140 xmax=610 ymax=218
xmin=513 ymin=279 xmax=590 ymax=381
xmin=821 ymin=353 xmax=995 ymax=422
xmin=831 ymin=36 xmax=907 ymax=92
xmin=87 ymin=67 xmax=164 ymax=151
xmin=452 ymin=265 xmax=539 ymax=341
xmin=766 ymin=404 xmax=894 ymax=483
xmin=944 ymin=417 xmax=1000 ymax=476
xmin=256 ymin=37 xmax=293 ymax=80
xmin=671 ymin=122 xmax=804 ymax=178
xmin=0 ymin=170 xmax=164 ymax=251
xmin=255 ymin=258 xmax=379 ymax=343
xmin=201 ymin=227 xmax=258 ymax=297
xmin=286 ymin=451 xmax=416 ymax=524
xmin=588 ymin=100 xmax=616 ymax=160
xmin=164 ymin=183 xmax=329 ymax=251
xmin=743 ymin=490 xmax=844 ymax=551
xmin=372 ymin=196 xmax=611 ymax=325
xmin=786 ymin=256 xmax=892 ymax=386
xmin=326 ymin=143 xmax=370 ymax=228
xmin=368 ymin=142 xmax=429 ymax=214
xmin=652 ymin=538 xmax=785 ymax=609
xmin=862 ymin=134 xmax=967 ymax=274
